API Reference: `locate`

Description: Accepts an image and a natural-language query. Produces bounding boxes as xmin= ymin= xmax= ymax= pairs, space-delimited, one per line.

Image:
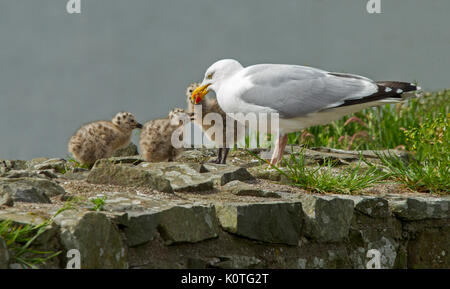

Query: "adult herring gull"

xmin=192 ymin=59 xmax=419 ymax=165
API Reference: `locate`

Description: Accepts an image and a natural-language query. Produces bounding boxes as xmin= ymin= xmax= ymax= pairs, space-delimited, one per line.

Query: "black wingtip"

xmin=375 ymin=81 xmax=421 ymax=94
xmin=334 ymin=81 xmax=421 ymax=109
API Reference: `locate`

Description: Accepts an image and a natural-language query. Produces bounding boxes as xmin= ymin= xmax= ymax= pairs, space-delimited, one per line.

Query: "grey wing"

xmin=240 ymin=64 xmax=379 ymax=118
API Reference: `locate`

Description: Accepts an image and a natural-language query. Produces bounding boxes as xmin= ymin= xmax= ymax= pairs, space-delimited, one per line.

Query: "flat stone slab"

xmin=389 ymin=197 xmax=450 ymax=220
xmin=300 ymin=195 xmax=354 ymax=243
xmin=139 ymin=162 xmax=213 ymax=192
xmin=1 ymin=169 xmax=58 ymax=179
xmin=113 ymin=202 xmax=220 ymax=246
xmin=407 ymin=227 xmax=450 ymax=268
xmin=0 ymin=160 xmax=28 ymax=172
xmin=203 ymin=163 xmax=255 ymax=185
xmin=87 ymin=163 xmax=173 ymax=193
xmin=54 ymin=210 xmax=128 ymax=269
xmin=93 ymin=156 xmax=144 ymax=167
xmin=158 ymin=204 xmax=220 ymax=245
xmin=32 ymin=158 xmax=67 ymax=172
xmin=0 ymin=177 xmax=65 ymax=204
xmin=136 ymin=162 xmax=254 ymax=191
xmin=215 ymin=201 xmax=303 ymax=245
xmin=339 ymin=195 xmax=390 ymax=218
xmin=223 ymin=180 xmax=281 ymax=198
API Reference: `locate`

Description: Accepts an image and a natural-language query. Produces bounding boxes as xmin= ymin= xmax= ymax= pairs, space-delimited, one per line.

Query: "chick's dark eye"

xmin=189 ymin=89 xmax=193 ymax=93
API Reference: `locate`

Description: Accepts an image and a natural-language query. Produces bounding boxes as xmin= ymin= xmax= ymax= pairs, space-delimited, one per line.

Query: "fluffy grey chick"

xmin=139 ymin=108 xmax=190 ymax=162
xmin=186 ymin=82 xmax=237 ymax=164
xmin=68 ymin=112 xmax=143 ymax=165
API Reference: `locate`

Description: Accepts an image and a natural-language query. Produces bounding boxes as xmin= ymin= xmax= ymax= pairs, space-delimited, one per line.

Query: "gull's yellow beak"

xmin=191 ymin=84 xmax=211 ymax=104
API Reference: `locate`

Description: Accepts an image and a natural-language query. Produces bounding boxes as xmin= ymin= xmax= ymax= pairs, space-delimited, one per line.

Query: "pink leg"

xmin=270 ymin=134 xmax=288 ymax=166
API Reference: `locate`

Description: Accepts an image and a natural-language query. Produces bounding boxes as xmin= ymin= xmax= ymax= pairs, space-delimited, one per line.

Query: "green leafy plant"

xmin=90 ymin=196 xmax=107 ymax=211
xmin=375 ymin=113 xmax=449 ymax=194
xmin=67 ymin=156 xmax=92 ymax=170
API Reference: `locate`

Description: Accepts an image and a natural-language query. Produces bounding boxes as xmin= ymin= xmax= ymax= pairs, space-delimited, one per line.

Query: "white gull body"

xmin=193 ymin=59 xmax=419 ymax=165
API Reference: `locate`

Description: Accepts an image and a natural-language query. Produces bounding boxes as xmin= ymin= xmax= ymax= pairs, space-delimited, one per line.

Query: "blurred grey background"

xmin=0 ymin=0 xmax=449 ymax=159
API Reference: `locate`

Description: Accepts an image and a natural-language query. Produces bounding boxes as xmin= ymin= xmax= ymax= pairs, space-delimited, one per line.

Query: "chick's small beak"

xmin=136 ymin=123 xmax=143 ymax=129
xmin=191 ymin=84 xmax=211 ymax=104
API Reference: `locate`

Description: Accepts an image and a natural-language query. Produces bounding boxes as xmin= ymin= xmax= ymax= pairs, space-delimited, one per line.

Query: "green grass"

xmin=282 ymin=151 xmax=387 ymax=194
xmin=247 ymin=149 xmax=387 ymax=194
xmin=251 ymin=90 xmax=449 ymax=195
xmin=0 ymin=204 xmax=72 ymax=268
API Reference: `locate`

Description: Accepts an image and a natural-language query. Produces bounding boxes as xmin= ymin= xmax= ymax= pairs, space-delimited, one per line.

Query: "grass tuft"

xmin=0 ymin=203 xmax=73 ymax=268
xmin=247 ymin=149 xmax=387 ymax=195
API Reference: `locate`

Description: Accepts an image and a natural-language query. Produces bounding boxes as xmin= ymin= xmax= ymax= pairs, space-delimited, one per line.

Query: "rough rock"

xmin=32 ymin=158 xmax=67 ymax=172
xmin=203 ymin=163 xmax=255 ymax=185
xmin=407 ymin=226 xmax=450 ymax=268
xmin=340 ymin=195 xmax=390 ymax=218
xmin=93 ymin=156 xmax=144 ymax=167
xmin=212 ymin=255 xmax=263 ymax=269
xmin=1 ymin=183 xmax=50 ymax=204
xmin=114 ymin=203 xmax=220 ymax=247
xmin=215 ymin=202 xmax=303 ymax=245
xmin=158 ymin=205 xmax=220 ymax=245
xmin=112 ymin=142 xmax=139 ymax=157
xmin=87 ymin=163 xmax=173 ymax=193
xmin=247 ymin=167 xmax=291 ymax=184
xmin=0 ymin=185 xmax=14 ymax=206
xmin=222 ymin=180 xmax=280 ymax=198
xmin=347 ymin=222 xmax=402 ymax=268
xmin=389 ymin=197 xmax=450 ymax=220
xmin=113 ymin=207 xmax=166 ymax=247
xmin=54 ymin=210 xmax=128 ymax=269
xmin=300 ymin=195 xmax=354 ymax=243
xmin=60 ymin=169 xmax=89 ymax=181
xmin=0 ymin=178 xmax=65 ymax=204
xmin=0 ymin=160 xmax=28 ymax=172
xmin=139 ymin=162 xmax=213 ymax=192
xmin=0 ymin=236 xmax=9 ymax=269
xmin=25 ymin=158 xmax=49 ymax=169
xmin=222 ymin=180 xmax=262 ymax=196
xmin=174 ymin=149 xmax=215 ymax=163
xmin=1 ymin=169 xmax=58 ymax=179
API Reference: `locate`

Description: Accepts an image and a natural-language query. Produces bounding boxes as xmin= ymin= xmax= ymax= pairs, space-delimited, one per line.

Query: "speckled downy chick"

xmin=186 ymin=82 xmax=237 ymax=164
xmin=139 ymin=108 xmax=191 ymax=162
xmin=68 ymin=112 xmax=143 ymax=165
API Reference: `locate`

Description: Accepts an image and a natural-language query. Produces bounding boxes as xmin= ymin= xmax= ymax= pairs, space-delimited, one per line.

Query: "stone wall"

xmin=0 ymin=148 xmax=449 ymax=269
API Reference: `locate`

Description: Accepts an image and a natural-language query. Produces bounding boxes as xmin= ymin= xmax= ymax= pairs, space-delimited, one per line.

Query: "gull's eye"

xmin=206 ymin=72 xmax=214 ymax=80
